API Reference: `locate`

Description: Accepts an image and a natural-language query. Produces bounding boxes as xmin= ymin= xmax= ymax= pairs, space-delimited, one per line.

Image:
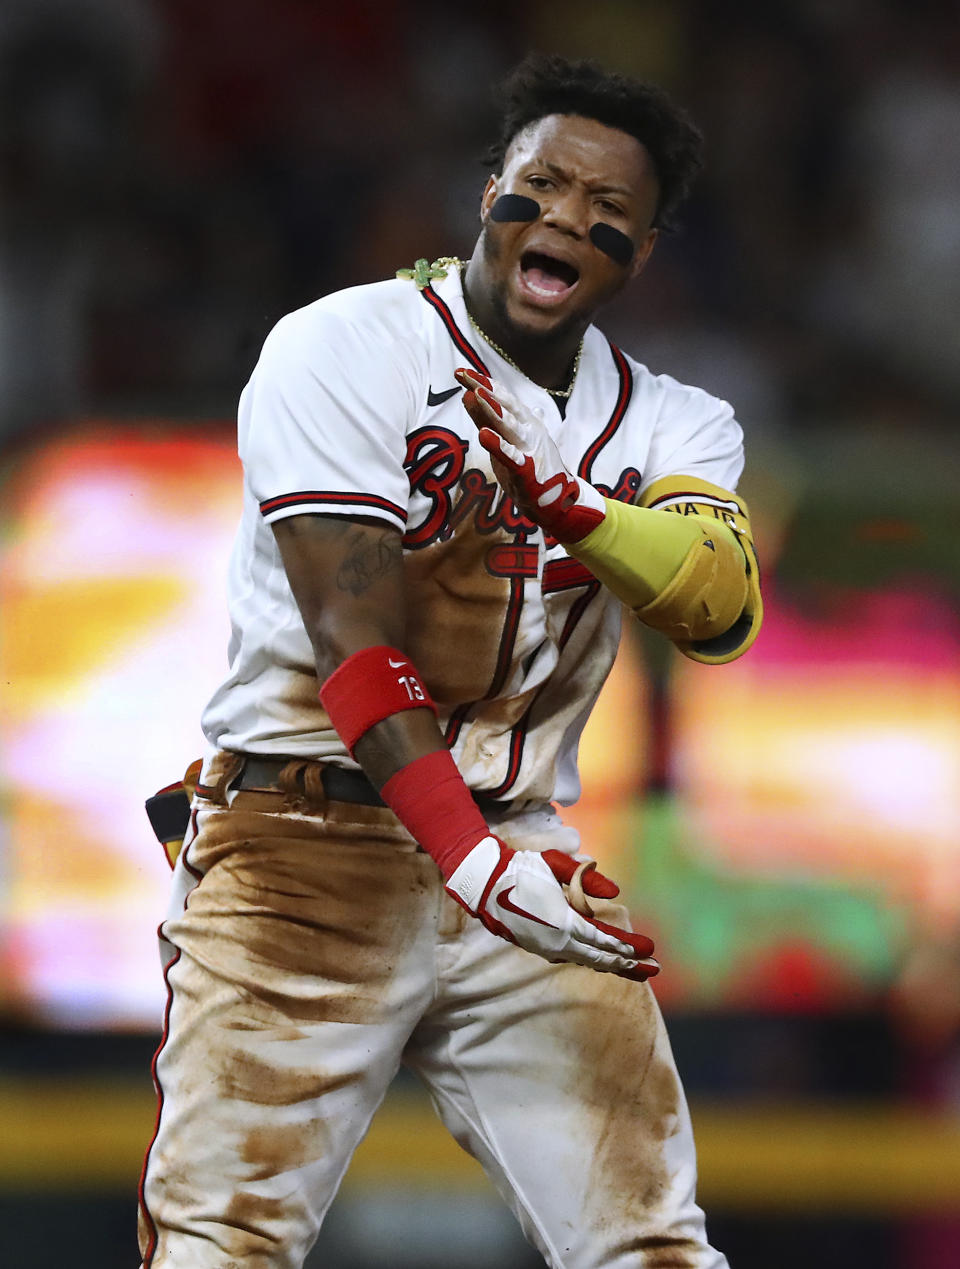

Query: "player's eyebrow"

xmin=588 ymin=182 xmax=633 ymax=198
xmin=535 ymin=159 xmax=633 ymax=199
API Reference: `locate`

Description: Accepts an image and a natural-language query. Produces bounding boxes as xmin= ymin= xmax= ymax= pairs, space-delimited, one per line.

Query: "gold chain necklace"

xmin=396 ymin=255 xmax=583 ymax=399
xmin=465 ymin=311 xmax=584 ymax=400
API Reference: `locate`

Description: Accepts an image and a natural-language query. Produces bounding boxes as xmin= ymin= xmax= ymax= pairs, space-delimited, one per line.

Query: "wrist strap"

xmin=380 ymin=749 xmax=491 ymax=878
xmin=319 ymin=645 xmax=436 ymax=755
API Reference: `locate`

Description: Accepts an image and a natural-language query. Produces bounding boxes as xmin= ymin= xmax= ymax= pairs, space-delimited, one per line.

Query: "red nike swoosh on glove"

xmin=496 ymin=887 xmax=558 ymax=929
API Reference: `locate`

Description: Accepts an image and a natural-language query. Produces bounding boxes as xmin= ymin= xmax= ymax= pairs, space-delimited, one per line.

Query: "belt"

xmin=237 ymin=755 xmax=385 ymax=805
xmin=234 ymin=753 xmax=511 ymax=815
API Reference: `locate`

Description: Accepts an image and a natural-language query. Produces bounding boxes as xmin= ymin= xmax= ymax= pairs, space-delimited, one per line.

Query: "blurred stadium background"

xmin=1 ymin=1 xmax=959 ymax=1266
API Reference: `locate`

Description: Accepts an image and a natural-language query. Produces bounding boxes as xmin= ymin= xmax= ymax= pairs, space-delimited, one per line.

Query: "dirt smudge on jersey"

xmin=454 ymin=683 xmax=541 ymax=786
xmin=272 ymin=663 xmax=329 ymax=734
xmin=404 ymin=530 xmax=511 ymax=704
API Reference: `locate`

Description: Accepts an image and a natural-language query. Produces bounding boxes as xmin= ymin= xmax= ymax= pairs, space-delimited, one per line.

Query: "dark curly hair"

xmin=485 ymin=53 xmax=703 ymax=231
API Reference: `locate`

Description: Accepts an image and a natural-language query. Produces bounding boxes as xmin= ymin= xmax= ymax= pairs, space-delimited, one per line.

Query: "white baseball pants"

xmin=138 ymin=780 xmax=728 ymax=1269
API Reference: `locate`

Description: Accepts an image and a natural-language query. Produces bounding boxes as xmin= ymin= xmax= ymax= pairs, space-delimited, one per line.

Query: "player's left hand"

xmin=446 ymin=835 xmax=660 ymax=982
xmin=455 ymin=368 xmax=606 ymax=543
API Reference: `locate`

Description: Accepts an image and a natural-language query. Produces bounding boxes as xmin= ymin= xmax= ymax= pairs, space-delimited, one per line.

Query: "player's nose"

xmin=541 ymin=189 xmax=589 ymax=238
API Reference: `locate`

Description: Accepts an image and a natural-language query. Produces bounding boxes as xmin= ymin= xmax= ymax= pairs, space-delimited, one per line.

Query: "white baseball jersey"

xmin=201 ymin=264 xmax=743 ymax=806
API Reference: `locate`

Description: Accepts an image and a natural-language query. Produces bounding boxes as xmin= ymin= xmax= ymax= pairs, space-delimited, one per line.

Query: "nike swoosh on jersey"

xmin=496 ymin=886 xmax=557 ymax=929
xmin=387 ymin=657 xmax=406 ymax=667
xmin=427 ymin=385 xmax=461 ymax=407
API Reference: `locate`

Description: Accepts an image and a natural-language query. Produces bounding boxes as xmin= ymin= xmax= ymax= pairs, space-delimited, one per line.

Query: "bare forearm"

xmin=353 ymin=707 xmax=447 ymax=788
xmin=272 ymin=513 xmax=446 ymax=783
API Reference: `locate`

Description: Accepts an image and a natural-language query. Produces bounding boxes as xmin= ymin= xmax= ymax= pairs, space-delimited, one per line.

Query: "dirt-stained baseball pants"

xmin=138 ymin=759 xmax=728 ymax=1269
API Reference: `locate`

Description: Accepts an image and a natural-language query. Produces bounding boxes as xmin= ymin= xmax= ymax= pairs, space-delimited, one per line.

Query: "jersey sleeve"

xmin=638 ymin=375 xmax=744 ymax=498
xmin=239 ymin=304 xmax=421 ymax=533
xmin=636 ymin=377 xmax=761 ymax=664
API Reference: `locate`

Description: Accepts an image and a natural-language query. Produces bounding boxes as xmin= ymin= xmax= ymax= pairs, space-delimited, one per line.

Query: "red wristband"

xmin=380 ymin=749 xmax=491 ymax=878
xmin=319 ymin=645 xmax=437 ymax=755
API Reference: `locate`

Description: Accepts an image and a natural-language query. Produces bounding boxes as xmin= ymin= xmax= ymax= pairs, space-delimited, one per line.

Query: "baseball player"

xmin=139 ymin=53 xmax=761 ymax=1269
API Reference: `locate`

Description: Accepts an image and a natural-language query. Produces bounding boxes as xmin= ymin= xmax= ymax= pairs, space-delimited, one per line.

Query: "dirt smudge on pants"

xmin=549 ymin=967 xmax=701 ymax=1268
xmin=166 ymin=803 xmax=438 ymax=1027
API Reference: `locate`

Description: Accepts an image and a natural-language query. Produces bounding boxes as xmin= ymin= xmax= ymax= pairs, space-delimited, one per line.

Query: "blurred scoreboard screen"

xmin=1 ymin=424 xmax=958 ymax=1027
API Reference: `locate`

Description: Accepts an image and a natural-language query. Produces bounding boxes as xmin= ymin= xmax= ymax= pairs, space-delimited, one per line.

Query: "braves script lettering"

xmin=403 ymin=426 xmax=642 ymax=566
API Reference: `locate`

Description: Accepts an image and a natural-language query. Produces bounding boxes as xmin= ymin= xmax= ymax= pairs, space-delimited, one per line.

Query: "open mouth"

xmin=519 ymin=251 xmax=580 ymax=299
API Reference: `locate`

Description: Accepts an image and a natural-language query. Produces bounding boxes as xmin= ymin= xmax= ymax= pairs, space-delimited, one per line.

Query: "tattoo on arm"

xmin=336 ymin=529 xmax=403 ymax=597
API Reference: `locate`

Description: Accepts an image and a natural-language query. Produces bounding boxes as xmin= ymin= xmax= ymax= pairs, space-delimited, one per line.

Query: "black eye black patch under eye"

xmin=489 ymin=194 xmax=540 ymax=222
xmin=589 ymin=222 xmax=635 ymax=267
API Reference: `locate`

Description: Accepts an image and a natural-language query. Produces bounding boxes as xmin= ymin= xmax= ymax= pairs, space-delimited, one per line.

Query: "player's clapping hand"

xmin=455 ymin=367 xmax=607 ymax=544
xmin=445 ymin=834 xmax=660 ymax=982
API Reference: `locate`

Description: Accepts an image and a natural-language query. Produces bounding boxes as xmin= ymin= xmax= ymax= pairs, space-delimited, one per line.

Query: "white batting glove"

xmin=455 ymin=368 xmax=607 ymax=544
xmin=446 ymin=836 xmax=660 ymax=981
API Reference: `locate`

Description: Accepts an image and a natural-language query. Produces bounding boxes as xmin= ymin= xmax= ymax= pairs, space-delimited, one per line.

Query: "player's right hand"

xmin=445 ymin=835 xmax=660 ymax=981
xmin=455 ymin=368 xmax=607 ymax=544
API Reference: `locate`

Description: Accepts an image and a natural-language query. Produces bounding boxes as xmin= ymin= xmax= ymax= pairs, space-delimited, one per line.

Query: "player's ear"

xmin=479 ymin=176 xmax=499 ymax=224
xmin=630 ymin=229 xmax=658 ymax=279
